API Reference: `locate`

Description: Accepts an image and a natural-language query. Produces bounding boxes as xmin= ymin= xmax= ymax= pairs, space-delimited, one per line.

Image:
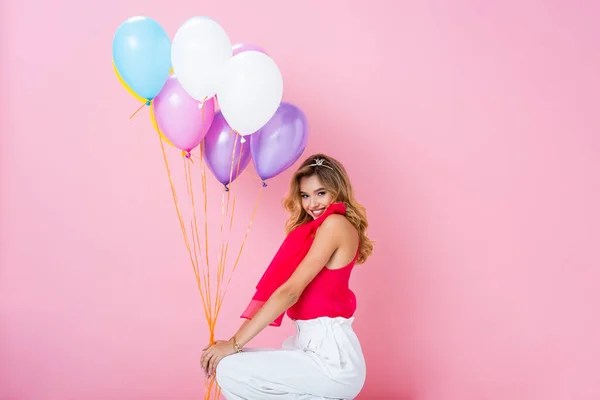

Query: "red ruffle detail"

xmin=240 ymin=299 xmax=285 ymax=327
xmin=240 ymin=202 xmax=347 ymax=326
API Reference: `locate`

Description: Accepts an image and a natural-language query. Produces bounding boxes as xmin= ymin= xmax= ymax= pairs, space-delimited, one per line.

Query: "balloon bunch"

xmin=112 ymin=16 xmax=309 ymax=187
xmin=112 ymin=16 xmax=309 ymax=399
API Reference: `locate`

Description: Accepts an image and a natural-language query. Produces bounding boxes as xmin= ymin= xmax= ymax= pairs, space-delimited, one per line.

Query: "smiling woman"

xmin=300 ymin=174 xmax=334 ymax=219
xmin=199 ymin=154 xmax=374 ymax=399
xmin=284 ymin=154 xmax=373 ymax=265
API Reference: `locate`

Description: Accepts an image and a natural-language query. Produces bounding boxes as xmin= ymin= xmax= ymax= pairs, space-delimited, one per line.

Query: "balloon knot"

xmin=145 ymin=101 xmax=151 ymax=106
xmin=240 ymin=137 xmax=246 ymax=143
xmin=182 ymin=151 xmax=192 ymax=159
xmin=225 ymin=185 xmax=230 ymax=192
xmin=262 ymin=181 xmax=267 ymax=188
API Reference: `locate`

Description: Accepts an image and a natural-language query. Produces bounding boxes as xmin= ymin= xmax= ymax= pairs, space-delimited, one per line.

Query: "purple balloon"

xmin=152 ymin=75 xmax=215 ymax=152
xmin=232 ymin=42 xmax=266 ymax=56
xmin=203 ymin=112 xmax=252 ymax=187
xmin=250 ymin=103 xmax=309 ymax=182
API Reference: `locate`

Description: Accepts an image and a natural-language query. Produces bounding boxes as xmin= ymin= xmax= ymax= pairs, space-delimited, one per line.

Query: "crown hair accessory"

xmin=309 ymin=158 xmax=334 ymax=170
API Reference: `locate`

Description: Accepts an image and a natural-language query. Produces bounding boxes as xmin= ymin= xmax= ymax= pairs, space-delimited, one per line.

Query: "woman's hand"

xmin=200 ymin=339 xmax=236 ymax=378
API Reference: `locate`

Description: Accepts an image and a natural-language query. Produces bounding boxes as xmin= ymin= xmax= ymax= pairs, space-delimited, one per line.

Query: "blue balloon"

xmin=112 ymin=16 xmax=171 ymax=100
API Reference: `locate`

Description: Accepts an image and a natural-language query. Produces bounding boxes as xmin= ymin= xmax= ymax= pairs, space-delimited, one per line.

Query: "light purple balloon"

xmin=232 ymin=42 xmax=267 ymax=56
xmin=203 ymin=112 xmax=252 ymax=188
xmin=250 ymin=102 xmax=309 ymax=182
xmin=152 ymin=75 xmax=215 ymax=152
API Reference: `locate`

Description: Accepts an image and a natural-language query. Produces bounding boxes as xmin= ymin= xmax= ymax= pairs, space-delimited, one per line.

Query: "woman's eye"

xmin=318 ymin=191 xmax=326 ymax=196
xmin=301 ymin=194 xmax=309 ymax=198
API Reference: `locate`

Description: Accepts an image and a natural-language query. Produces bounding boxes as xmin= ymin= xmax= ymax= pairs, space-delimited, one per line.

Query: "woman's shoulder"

xmin=321 ymin=212 xmax=351 ymax=227
xmin=319 ymin=212 xmax=358 ymax=238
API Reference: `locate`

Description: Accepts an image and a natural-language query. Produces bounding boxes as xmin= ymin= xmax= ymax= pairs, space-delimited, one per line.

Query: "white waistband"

xmin=282 ymin=316 xmax=365 ymax=380
xmin=293 ymin=316 xmax=355 ymax=329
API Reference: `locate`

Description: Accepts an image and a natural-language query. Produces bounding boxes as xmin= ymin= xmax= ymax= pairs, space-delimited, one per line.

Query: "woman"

xmin=200 ymin=153 xmax=374 ymax=399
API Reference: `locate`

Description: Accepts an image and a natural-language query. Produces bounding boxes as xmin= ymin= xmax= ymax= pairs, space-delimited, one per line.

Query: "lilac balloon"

xmin=203 ymin=112 xmax=252 ymax=187
xmin=250 ymin=102 xmax=309 ymax=182
xmin=152 ymin=75 xmax=215 ymax=152
xmin=232 ymin=42 xmax=266 ymax=56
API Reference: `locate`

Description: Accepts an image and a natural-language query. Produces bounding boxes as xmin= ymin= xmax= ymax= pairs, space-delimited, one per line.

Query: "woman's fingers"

xmin=201 ymin=349 xmax=213 ymax=372
xmin=211 ymin=356 xmax=223 ymax=377
xmin=208 ymin=354 xmax=220 ymax=375
xmin=207 ymin=356 xmax=222 ymax=379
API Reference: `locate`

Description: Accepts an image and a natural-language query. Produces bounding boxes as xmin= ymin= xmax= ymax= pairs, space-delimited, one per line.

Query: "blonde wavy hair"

xmin=282 ymin=153 xmax=374 ymax=264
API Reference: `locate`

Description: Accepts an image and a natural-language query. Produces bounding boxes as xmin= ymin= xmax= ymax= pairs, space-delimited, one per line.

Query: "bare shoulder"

xmin=316 ymin=214 xmax=359 ymax=269
xmin=321 ymin=213 xmax=354 ymax=230
xmin=318 ymin=214 xmax=358 ymax=243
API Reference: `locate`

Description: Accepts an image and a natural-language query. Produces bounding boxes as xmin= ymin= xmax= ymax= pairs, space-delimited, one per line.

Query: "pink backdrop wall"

xmin=1 ymin=1 xmax=599 ymax=399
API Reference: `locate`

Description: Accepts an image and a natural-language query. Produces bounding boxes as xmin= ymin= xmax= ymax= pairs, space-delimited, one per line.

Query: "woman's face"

xmin=299 ymin=175 xmax=335 ymax=219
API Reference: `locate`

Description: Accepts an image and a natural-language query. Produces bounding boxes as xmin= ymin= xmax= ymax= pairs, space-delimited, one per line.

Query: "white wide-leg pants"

xmin=216 ymin=316 xmax=366 ymax=400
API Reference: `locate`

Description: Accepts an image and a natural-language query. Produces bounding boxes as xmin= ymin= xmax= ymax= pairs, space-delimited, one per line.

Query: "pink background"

xmin=1 ymin=1 xmax=600 ymax=399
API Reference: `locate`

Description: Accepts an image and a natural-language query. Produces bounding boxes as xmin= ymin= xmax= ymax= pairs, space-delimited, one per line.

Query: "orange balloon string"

xmin=184 ymin=157 xmax=213 ymax=325
xmin=221 ymin=131 xmax=238 ymax=230
xmin=216 ymin=194 xmax=236 ymax=314
xmin=203 ymin=377 xmax=213 ymax=400
xmin=185 ymin=160 xmax=205 ymax=286
xmin=184 ymin=157 xmax=192 ymax=197
xmin=219 ymin=190 xmax=227 ymax=237
xmin=157 ymin=132 xmax=211 ymax=324
xmin=199 ymin=150 xmax=215 ymax=344
xmin=196 ymin=147 xmax=214 ymax=334
xmin=227 ymin=130 xmax=239 ymax=190
xmin=203 ymin=375 xmax=221 ymax=400
xmin=156 ymin=104 xmax=261 ymax=400
xmin=228 ymin=197 xmax=237 ymax=231
xmin=225 ymin=132 xmax=242 ymax=216
xmin=128 ymin=101 xmax=148 ymax=120
xmin=219 ymin=134 xmax=245 ymax=303
xmin=214 ymin=184 xmax=264 ymax=320
xmin=197 ymin=146 xmax=212 ymax=317
xmin=189 ymin=220 xmax=201 ymax=281
xmin=213 ymin=131 xmax=244 ymax=318
xmin=200 ymin=95 xmax=212 ymax=296
xmin=228 ymin=139 xmax=244 ymax=230
xmin=214 ymin=196 xmax=231 ymax=315
xmin=156 ymin=128 xmax=264 ymax=400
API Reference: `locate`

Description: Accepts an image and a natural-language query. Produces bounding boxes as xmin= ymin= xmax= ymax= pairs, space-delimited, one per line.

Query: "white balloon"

xmin=217 ymin=51 xmax=284 ymax=136
xmin=171 ymin=17 xmax=232 ymax=101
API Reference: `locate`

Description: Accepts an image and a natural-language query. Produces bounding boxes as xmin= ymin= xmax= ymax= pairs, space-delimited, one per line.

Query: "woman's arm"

xmin=232 ymin=215 xmax=345 ymax=347
xmin=200 ymin=215 xmax=346 ymax=375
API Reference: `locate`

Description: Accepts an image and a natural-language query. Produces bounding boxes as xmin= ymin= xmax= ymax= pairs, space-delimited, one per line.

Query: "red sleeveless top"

xmin=240 ymin=202 xmax=359 ymax=326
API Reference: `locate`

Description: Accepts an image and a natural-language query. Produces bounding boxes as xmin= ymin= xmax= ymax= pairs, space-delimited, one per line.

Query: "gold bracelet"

xmin=231 ymin=336 xmax=243 ymax=353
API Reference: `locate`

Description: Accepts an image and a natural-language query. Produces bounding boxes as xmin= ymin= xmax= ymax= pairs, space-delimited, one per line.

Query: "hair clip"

xmin=309 ymin=158 xmax=334 ymax=170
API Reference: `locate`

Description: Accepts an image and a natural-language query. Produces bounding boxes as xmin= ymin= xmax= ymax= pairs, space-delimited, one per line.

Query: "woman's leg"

xmin=216 ymin=348 xmax=359 ymax=400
